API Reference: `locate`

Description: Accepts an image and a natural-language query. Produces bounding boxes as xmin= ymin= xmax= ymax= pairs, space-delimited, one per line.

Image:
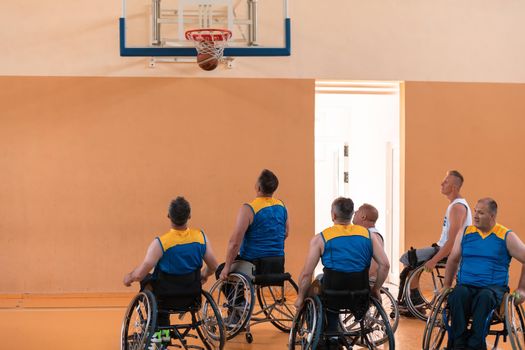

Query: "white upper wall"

xmin=1 ymin=0 xmax=525 ymax=82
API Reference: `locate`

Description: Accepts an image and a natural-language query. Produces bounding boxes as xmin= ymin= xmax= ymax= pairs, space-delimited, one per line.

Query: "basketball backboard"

xmin=120 ymin=0 xmax=290 ymax=57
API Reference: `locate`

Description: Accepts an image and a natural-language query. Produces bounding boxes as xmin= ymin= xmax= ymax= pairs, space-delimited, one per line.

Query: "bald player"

xmin=352 ymin=203 xmax=384 ymax=278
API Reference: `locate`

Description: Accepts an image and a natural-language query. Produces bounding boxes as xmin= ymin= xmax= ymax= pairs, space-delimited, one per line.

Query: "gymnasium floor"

xmin=0 ymin=290 xmax=512 ymax=350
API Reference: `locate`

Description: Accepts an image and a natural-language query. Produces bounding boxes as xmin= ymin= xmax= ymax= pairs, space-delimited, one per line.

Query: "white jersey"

xmin=436 ymin=197 xmax=472 ymax=247
xmin=368 ymin=227 xmax=384 ymax=243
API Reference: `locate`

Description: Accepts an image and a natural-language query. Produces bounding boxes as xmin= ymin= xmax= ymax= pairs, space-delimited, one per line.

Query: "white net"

xmin=185 ymin=29 xmax=232 ymax=60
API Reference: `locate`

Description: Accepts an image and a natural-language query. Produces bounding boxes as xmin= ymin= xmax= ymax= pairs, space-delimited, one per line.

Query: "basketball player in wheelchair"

xmin=121 ymin=197 xmax=225 ymax=350
xmin=210 ymin=169 xmax=298 ymax=343
xmin=397 ymin=170 xmax=472 ymax=321
xmin=291 ymin=197 xmax=395 ymax=350
xmin=423 ymin=197 xmax=525 ymax=350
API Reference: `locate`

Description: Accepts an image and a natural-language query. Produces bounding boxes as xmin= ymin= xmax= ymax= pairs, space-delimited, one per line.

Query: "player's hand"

xmin=424 ymin=259 xmax=436 ymax=272
xmin=123 ymin=273 xmax=133 ymax=287
xmin=513 ymin=289 xmax=525 ymax=305
xmin=294 ymin=297 xmax=304 ymax=310
xmin=371 ymin=288 xmax=382 ymax=303
xmin=219 ymin=266 xmax=230 ymax=281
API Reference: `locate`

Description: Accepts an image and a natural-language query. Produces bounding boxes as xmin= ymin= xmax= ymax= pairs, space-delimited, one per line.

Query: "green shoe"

xmin=161 ymin=329 xmax=171 ymax=342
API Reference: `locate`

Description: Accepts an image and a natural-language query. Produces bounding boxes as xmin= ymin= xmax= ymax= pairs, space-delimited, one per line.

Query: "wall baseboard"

xmin=0 ymin=293 xmax=135 ymax=309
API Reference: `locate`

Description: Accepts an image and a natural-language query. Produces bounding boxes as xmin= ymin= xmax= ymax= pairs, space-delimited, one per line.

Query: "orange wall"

xmin=0 ymin=76 xmax=314 ymax=293
xmin=404 ymin=81 xmax=525 ymax=285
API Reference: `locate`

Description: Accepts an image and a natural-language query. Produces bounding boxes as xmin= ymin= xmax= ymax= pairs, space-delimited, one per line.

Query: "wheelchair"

xmin=422 ymin=287 xmax=525 ymax=350
xmin=209 ymin=256 xmax=298 ymax=343
xmin=121 ymin=270 xmax=225 ymax=350
xmin=397 ymin=259 xmax=447 ymax=321
xmin=289 ymin=268 xmax=395 ymax=350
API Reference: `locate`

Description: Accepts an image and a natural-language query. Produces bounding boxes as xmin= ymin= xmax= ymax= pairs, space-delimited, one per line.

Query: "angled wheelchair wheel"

xmin=405 ymin=264 xmax=445 ymax=321
xmin=197 ymin=291 xmax=226 ymax=350
xmin=208 ymin=272 xmax=254 ymax=340
xmin=422 ymin=288 xmax=451 ymax=350
xmin=256 ymin=277 xmax=299 ymax=332
xmin=288 ymin=295 xmax=323 ymax=350
xmin=379 ymin=287 xmax=399 ymax=334
xmin=505 ymin=293 xmax=525 ymax=350
xmin=359 ymin=297 xmax=395 ymax=349
xmin=340 ymin=287 xmax=398 ymax=337
xmin=121 ymin=290 xmax=157 ymax=350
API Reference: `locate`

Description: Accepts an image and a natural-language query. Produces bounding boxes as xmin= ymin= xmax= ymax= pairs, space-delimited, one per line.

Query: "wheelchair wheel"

xmin=197 ymin=291 xmax=226 ymax=350
xmin=121 ymin=290 xmax=157 ymax=350
xmin=288 ymin=295 xmax=323 ymax=350
xmin=208 ymin=272 xmax=254 ymax=340
xmin=256 ymin=277 xmax=299 ymax=332
xmin=405 ymin=264 xmax=445 ymax=321
xmin=505 ymin=293 xmax=525 ymax=350
xmin=340 ymin=287 xmax=398 ymax=337
xmin=379 ymin=287 xmax=399 ymax=334
xmin=422 ymin=288 xmax=451 ymax=350
xmin=359 ymin=297 xmax=395 ymax=348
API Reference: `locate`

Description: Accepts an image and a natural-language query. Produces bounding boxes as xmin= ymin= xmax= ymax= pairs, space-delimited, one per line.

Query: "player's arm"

xmin=368 ymin=232 xmax=384 ymax=278
xmin=295 ymin=234 xmax=323 ymax=309
xmin=123 ymin=239 xmax=163 ymax=286
xmin=201 ymin=235 xmax=219 ymax=284
xmin=506 ymin=232 xmax=525 ymax=304
xmin=425 ymin=204 xmax=467 ymax=270
xmin=443 ymin=230 xmax=463 ymax=288
xmin=220 ymin=205 xmax=252 ymax=279
xmin=285 ymin=218 xmax=290 ymax=239
xmin=370 ymin=233 xmax=390 ymax=300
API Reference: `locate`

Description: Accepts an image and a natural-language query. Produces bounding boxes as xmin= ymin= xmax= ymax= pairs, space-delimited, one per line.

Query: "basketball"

xmin=197 ymin=53 xmax=219 ymax=71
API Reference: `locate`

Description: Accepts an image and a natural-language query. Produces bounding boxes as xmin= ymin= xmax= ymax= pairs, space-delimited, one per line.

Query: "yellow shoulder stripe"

xmin=465 ymin=225 xmax=478 ymax=235
xmin=322 ymin=224 xmax=369 ymax=242
xmin=464 ymin=224 xmax=508 ymax=240
xmin=493 ymin=223 xmax=509 ymax=240
xmin=248 ymin=197 xmax=284 ymax=214
xmin=159 ymin=228 xmax=205 ymax=251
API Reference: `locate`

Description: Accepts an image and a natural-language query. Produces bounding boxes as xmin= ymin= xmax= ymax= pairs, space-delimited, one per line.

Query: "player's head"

xmin=168 ymin=196 xmax=191 ymax=226
xmin=257 ymin=169 xmax=279 ymax=195
xmin=352 ymin=203 xmax=378 ymax=227
xmin=331 ymin=197 xmax=354 ymax=224
xmin=441 ymin=170 xmax=464 ymax=195
xmin=474 ymin=197 xmax=497 ymax=231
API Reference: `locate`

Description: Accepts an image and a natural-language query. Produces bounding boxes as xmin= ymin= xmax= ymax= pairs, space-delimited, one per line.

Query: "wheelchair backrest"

xmin=252 ymin=256 xmax=290 ymax=286
xmin=321 ymin=268 xmax=370 ymax=319
xmin=153 ymin=269 xmax=202 ymax=311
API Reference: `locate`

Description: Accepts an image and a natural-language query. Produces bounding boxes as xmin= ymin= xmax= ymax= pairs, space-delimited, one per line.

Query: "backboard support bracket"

xmin=148 ymin=56 xmax=235 ymax=68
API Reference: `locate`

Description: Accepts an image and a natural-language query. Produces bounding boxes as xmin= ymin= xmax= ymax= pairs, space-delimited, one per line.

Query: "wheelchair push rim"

xmin=358 ymin=297 xmax=395 ymax=348
xmin=208 ymin=272 xmax=255 ymax=339
xmin=506 ymin=293 xmax=525 ymax=350
xmin=422 ymin=288 xmax=452 ymax=350
xmin=340 ymin=287 xmax=399 ymax=338
xmin=405 ymin=264 xmax=445 ymax=321
xmin=121 ymin=290 xmax=157 ymax=350
xmin=288 ymin=295 xmax=323 ymax=350
xmin=198 ymin=290 xmax=226 ymax=350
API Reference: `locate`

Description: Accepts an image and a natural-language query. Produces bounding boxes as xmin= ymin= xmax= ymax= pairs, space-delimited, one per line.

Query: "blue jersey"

xmin=156 ymin=228 xmax=206 ymax=275
xmin=239 ymin=197 xmax=288 ymax=260
xmin=458 ymin=224 xmax=511 ymax=287
xmin=321 ymin=224 xmax=373 ymax=273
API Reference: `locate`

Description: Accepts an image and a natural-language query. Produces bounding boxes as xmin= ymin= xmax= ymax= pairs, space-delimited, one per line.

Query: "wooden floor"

xmin=0 ymin=294 xmax=512 ymax=350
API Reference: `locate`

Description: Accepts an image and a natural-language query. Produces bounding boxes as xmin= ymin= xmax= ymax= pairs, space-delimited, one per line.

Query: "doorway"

xmin=314 ymin=81 xmax=402 ymax=282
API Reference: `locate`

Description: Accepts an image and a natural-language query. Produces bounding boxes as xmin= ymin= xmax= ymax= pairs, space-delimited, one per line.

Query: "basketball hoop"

xmin=185 ymin=28 xmax=232 ymax=71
